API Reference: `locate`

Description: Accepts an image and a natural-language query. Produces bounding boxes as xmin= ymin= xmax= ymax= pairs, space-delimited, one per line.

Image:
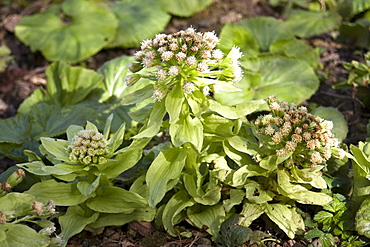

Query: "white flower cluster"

xmin=68 ymin=129 xmax=109 ymax=165
xmin=128 ymin=27 xmax=243 ymax=101
xmin=254 ymin=96 xmax=345 ymax=168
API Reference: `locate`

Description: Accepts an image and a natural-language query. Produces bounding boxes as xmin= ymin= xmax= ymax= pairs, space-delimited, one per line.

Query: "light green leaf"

xmin=89 ymin=207 xmax=156 ymax=228
xmin=216 ymin=56 xmax=319 ymax=105
xmin=77 ymin=175 xmax=100 ymax=197
xmin=107 ymin=0 xmax=170 ymax=48
xmin=26 ymin=180 xmax=88 ymax=206
xmin=162 ymin=190 xmax=195 ymax=236
xmin=239 ymin=202 xmax=264 ymax=227
xmin=169 ymin=113 xmax=203 ymax=151
xmin=209 ymin=99 xmax=266 ymax=119
xmin=223 ymin=189 xmax=245 ymax=212
xmin=311 ymin=106 xmax=348 ymax=142
xmin=285 ymin=10 xmax=342 ymax=38
xmin=15 ymin=0 xmax=117 ymax=63
xmin=165 ymin=83 xmax=185 ymax=124
xmin=40 ymin=137 xmax=69 ymax=162
xmin=157 ymin=0 xmax=212 ymax=17
xmin=133 ymin=100 xmax=166 ymax=139
xmin=97 ymin=56 xmax=133 ymax=99
xmin=107 ymin=122 xmax=125 ymax=153
xmin=185 ymin=88 xmax=210 ymax=117
xmin=183 ymin=173 xmax=221 ymax=205
xmin=245 ymin=180 xmax=274 ymax=204
xmin=121 ymin=84 xmax=154 ymax=105
xmin=202 ymin=113 xmax=236 ymax=140
xmin=351 ymin=0 xmax=370 ymax=16
xmin=45 ymin=61 xmax=103 ymax=106
xmin=232 ymin=165 xmax=268 ymax=187
xmin=100 ymin=138 xmax=149 ymax=179
xmin=355 ymin=197 xmax=370 ymax=238
xmin=187 ymin=204 xmax=226 ymax=238
xmin=237 ymin=17 xmax=294 ymax=52
xmin=85 ymin=186 xmax=147 ymax=213
xmin=146 ymin=147 xmax=187 ymax=207
xmin=262 ymin=203 xmax=304 ymax=239
xmin=218 ymin=23 xmax=259 ymax=58
xmin=59 ymin=205 xmax=99 ymax=246
xmin=0 ymin=193 xmax=35 ymax=214
xmin=0 ymin=224 xmax=49 ymax=247
xmin=277 ymin=169 xmax=332 ymax=205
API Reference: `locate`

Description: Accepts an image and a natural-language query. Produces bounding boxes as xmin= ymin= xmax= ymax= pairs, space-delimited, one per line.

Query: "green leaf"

xmin=337 ymin=22 xmax=370 ymax=49
xmin=319 ymin=233 xmax=336 ymax=247
xmin=85 ymin=186 xmax=147 ymax=213
xmin=216 ymin=56 xmax=319 ymax=105
xmin=162 ymin=190 xmax=195 ymax=236
xmin=77 ymin=175 xmax=100 ymax=197
xmin=170 ymin=113 xmax=203 ymax=151
xmin=285 ymin=10 xmax=342 ymax=38
xmin=183 ymin=173 xmax=221 ymax=205
xmin=165 ymin=83 xmax=185 ymax=124
xmin=26 ymin=180 xmax=88 ymax=206
xmin=314 ymin=211 xmax=334 ymax=225
xmin=187 ymin=204 xmax=226 ymax=237
xmin=121 ymin=84 xmax=154 ymax=105
xmin=237 ymin=17 xmax=294 ymax=52
xmin=45 ymin=61 xmax=103 ymax=106
xmin=216 ymin=214 xmax=252 ymax=247
xmin=89 ymin=207 xmax=156 ymax=228
xmin=97 ymin=56 xmax=142 ymax=100
xmin=157 ymin=0 xmax=212 ymax=17
xmin=355 ymin=197 xmax=370 ymax=238
xmin=0 ymin=192 xmax=35 ymax=215
xmin=218 ymin=23 xmax=259 ymax=58
xmin=40 ymin=137 xmax=69 ymax=162
xmin=0 ymin=114 xmax=30 ymax=144
xmin=209 ymin=99 xmax=266 ymax=119
xmin=262 ymin=203 xmax=304 ymax=239
xmin=106 ymin=0 xmax=170 ymax=48
xmin=223 ymin=189 xmax=245 ymax=213
xmin=239 ymin=202 xmax=264 ymax=227
xmin=15 ymin=0 xmax=117 ymax=63
xmin=146 ymin=147 xmax=187 ymax=207
xmin=311 ymin=106 xmax=348 ymax=142
xmin=245 ymin=180 xmax=274 ymax=204
xmin=351 ymin=0 xmax=370 ymax=16
xmin=202 ymin=113 xmax=236 ymax=140
xmin=59 ymin=205 xmax=99 ymax=246
xmin=30 ymin=103 xmax=99 ymax=139
xmin=133 ymin=100 xmax=166 ymax=139
xmin=0 ymin=224 xmax=49 ymax=247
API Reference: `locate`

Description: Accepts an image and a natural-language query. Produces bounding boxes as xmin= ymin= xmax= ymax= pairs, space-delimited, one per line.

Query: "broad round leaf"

xmin=237 ymin=17 xmax=295 ymax=52
xmin=215 ymin=56 xmax=319 ymax=105
xmin=15 ymin=0 xmax=118 ymax=63
xmin=285 ymin=10 xmax=342 ymax=38
xmin=157 ymin=0 xmax=212 ymax=17
xmin=106 ymin=0 xmax=170 ymax=48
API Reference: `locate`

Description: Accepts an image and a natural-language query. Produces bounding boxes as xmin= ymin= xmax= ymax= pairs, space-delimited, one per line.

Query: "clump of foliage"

xmin=0 ymin=169 xmax=61 ymax=246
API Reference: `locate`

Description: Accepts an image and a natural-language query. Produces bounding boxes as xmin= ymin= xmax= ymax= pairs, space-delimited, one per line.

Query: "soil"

xmin=0 ymin=0 xmax=369 ymax=246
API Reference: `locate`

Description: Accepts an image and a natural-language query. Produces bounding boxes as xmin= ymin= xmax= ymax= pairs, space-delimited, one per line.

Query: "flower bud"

xmin=0 ymin=212 xmax=7 ymax=224
xmin=32 ymin=201 xmax=44 ymax=216
xmin=1 ymin=182 xmax=11 ymax=193
xmin=128 ymin=62 xmax=143 ymax=73
xmin=7 ymin=169 xmax=25 ymax=187
xmin=125 ymin=74 xmax=141 ymax=87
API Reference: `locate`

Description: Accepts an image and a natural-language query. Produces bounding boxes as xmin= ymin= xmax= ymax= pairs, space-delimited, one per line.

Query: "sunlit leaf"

xmin=146 ymin=147 xmax=187 ymax=207
xmin=187 ymin=203 xmax=226 ymax=237
xmin=215 ymin=56 xmax=319 ymax=105
xmin=355 ymin=197 xmax=370 ymax=238
xmin=107 ymin=0 xmax=170 ymax=48
xmin=26 ymin=180 xmax=88 ymax=206
xmin=45 ymin=61 xmax=103 ymax=106
xmin=162 ymin=190 xmax=195 ymax=236
xmin=0 ymin=224 xmax=49 ymax=247
xmin=15 ymin=0 xmax=117 ymax=63
xmin=0 ymin=193 xmax=35 ymax=215
xmin=85 ymin=186 xmax=147 ymax=213
xmin=285 ymin=10 xmax=342 ymax=38
xmin=157 ymin=0 xmax=212 ymax=17
xmin=59 ymin=205 xmax=99 ymax=245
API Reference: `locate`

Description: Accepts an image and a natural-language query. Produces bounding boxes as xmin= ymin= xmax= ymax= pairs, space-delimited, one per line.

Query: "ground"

xmin=0 ymin=0 xmax=369 ymax=246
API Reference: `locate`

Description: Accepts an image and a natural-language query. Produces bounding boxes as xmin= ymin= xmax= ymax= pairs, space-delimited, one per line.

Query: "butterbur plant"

xmin=18 ymin=115 xmax=152 ymax=245
xmin=0 ymin=170 xmax=61 ymax=246
xmin=125 ymin=27 xmax=245 ymax=150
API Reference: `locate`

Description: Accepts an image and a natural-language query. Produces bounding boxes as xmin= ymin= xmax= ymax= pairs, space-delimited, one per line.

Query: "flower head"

xmin=253 ymin=97 xmax=345 ymax=168
xmin=68 ymin=129 xmax=109 ymax=165
xmin=127 ymin=27 xmax=243 ymax=101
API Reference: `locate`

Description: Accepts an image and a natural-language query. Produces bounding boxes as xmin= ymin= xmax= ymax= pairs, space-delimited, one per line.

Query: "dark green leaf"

xmin=216 ymin=214 xmax=252 ymax=247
